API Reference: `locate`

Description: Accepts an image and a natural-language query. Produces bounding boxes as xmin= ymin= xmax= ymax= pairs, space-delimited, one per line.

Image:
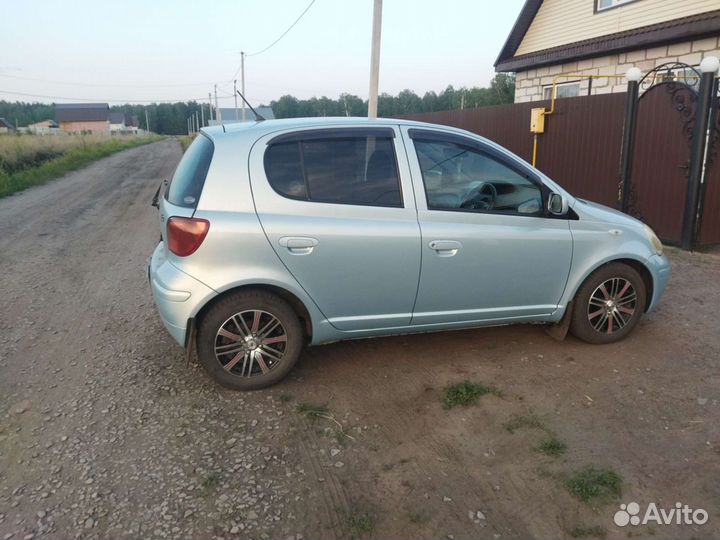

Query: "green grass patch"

xmin=535 ymin=435 xmax=567 ymax=457
xmin=407 ymin=511 xmax=428 ymax=524
xmin=442 ymin=380 xmax=501 ymax=409
xmin=569 ymin=526 xmax=607 ymax=538
xmin=296 ymin=402 xmax=329 ymax=422
xmin=278 ymin=394 xmax=293 ymax=403
xmin=346 ymin=512 xmax=374 ymax=538
xmin=565 ymin=466 xmax=622 ymax=503
xmin=200 ymin=472 xmax=221 ymax=495
xmin=178 ymin=135 xmax=195 ymax=152
xmin=504 ymin=413 xmax=546 ymax=433
xmin=0 ymin=136 xmax=163 ymax=198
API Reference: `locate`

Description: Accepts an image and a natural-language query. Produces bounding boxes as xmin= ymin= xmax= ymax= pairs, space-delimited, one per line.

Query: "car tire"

xmin=196 ymin=290 xmax=303 ymax=390
xmin=569 ymin=262 xmax=647 ymax=345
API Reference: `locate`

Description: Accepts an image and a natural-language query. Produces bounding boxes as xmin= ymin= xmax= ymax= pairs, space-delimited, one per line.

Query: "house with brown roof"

xmin=55 ymin=103 xmax=110 ymax=133
xmin=495 ymin=0 xmax=720 ymax=103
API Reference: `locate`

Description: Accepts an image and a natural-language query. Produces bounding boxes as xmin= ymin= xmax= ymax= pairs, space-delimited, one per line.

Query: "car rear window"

xmin=264 ymin=135 xmax=402 ymax=207
xmin=165 ymin=134 xmax=214 ymax=208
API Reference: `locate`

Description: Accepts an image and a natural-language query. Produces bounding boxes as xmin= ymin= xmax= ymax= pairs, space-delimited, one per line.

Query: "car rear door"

xmin=249 ymin=125 xmax=421 ymax=331
xmin=401 ymin=126 xmax=573 ymax=325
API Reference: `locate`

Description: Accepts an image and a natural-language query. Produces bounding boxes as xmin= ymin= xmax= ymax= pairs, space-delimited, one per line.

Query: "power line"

xmin=229 ymin=0 xmax=316 ymax=80
xmin=247 ymin=0 xmax=315 ymax=57
xmin=0 ymin=73 xmax=223 ymax=89
xmin=0 ymin=89 xmax=236 ymax=104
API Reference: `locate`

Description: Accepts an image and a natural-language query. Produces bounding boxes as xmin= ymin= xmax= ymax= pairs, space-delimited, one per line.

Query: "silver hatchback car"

xmin=149 ymin=117 xmax=670 ymax=390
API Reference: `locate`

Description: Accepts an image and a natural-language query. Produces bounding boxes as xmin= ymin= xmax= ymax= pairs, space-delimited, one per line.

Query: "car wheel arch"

xmin=569 ymin=257 xmax=654 ymax=313
xmin=193 ymin=284 xmax=313 ymax=343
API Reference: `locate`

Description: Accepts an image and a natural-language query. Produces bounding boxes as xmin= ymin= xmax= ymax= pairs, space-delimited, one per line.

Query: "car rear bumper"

xmin=646 ymin=253 xmax=670 ymax=313
xmin=148 ymin=242 xmax=216 ymax=346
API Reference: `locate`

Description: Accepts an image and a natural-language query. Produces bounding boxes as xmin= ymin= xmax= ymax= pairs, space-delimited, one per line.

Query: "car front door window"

xmin=414 ymin=140 xmax=543 ymax=216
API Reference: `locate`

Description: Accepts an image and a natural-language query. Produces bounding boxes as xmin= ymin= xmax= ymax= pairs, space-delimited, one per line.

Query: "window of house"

xmin=543 ymin=81 xmax=580 ymax=100
xmin=413 ymin=139 xmax=543 ymax=216
xmin=264 ymin=135 xmax=402 ymax=207
xmin=596 ymin=0 xmax=638 ymax=12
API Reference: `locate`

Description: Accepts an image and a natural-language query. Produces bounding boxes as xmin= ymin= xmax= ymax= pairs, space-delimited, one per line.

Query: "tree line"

xmin=0 ymin=74 xmax=514 ymax=135
xmin=270 ymin=74 xmax=515 ymax=118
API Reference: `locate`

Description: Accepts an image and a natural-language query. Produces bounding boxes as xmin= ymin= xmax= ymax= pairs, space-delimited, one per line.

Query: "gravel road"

xmin=1 ymin=139 xmax=719 ymax=540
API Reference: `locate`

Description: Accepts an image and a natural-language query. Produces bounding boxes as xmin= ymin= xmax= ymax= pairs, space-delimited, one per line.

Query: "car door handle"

xmin=279 ymin=236 xmax=318 ymax=254
xmin=429 ymin=240 xmax=462 ymax=256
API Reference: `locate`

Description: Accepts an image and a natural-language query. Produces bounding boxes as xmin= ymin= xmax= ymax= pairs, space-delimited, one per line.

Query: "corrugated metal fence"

xmin=398 ymin=93 xmax=627 ymax=208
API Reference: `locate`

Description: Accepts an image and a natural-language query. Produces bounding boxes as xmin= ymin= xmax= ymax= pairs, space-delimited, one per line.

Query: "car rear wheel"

xmin=569 ymin=262 xmax=647 ymax=344
xmin=196 ymin=290 xmax=303 ymax=390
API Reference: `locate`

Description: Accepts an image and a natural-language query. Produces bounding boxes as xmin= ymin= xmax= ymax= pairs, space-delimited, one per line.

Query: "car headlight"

xmin=644 ymin=225 xmax=663 ymax=256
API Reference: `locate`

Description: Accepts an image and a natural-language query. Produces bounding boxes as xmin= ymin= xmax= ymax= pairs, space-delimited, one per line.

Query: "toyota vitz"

xmin=149 ymin=118 xmax=670 ymax=390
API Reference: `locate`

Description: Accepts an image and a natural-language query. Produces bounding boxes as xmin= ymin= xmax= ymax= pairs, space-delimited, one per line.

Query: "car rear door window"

xmin=165 ymin=134 xmax=214 ymax=208
xmin=264 ymin=134 xmax=402 ymax=207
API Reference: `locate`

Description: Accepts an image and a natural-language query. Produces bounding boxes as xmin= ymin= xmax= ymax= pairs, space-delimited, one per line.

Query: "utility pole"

xmin=208 ymin=92 xmax=213 ymax=123
xmin=201 ymin=102 xmax=205 ymax=127
xmin=145 ymin=109 xmax=150 ymax=133
xmin=195 ymin=111 xmax=200 ymax=132
xmin=214 ymin=84 xmax=220 ymax=122
xmin=234 ymin=79 xmax=239 ymax=120
xmin=367 ymin=0 xmax=383 ymax=119
xmin=187 ymin=117 xmax=190 ymax=135
xmin=241 ymin=51 xmax=246 ymax=122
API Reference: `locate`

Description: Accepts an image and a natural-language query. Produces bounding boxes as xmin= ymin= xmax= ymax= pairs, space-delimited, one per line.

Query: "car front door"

xmin=402 ymin=127 xmax=573 ymax=326
xmin=250 ymin=126 xmax=421 ymax=331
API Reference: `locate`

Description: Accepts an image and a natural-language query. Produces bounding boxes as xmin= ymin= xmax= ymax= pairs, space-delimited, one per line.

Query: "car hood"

xmin=572 ymin=198 xmax=645 ymax=230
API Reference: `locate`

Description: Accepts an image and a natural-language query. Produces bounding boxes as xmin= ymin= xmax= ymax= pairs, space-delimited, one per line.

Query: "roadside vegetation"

xmin=442 ymin=380 xmax=501 ymax=409
xmin=564 ymin=465 xmax=622 ymax=503
xmin=0 ymin=133 xmax=163 ymax=198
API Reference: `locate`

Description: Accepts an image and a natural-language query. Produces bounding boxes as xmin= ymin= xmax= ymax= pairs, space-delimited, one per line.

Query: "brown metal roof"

xmin=495 ymin=7 xmax=720 ymax=72
xmin=55 ymin=103 xmax=110 ymax=123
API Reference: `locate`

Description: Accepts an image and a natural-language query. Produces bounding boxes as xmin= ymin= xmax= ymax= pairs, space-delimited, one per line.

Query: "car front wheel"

xmin=196 ymin=290 xmax=303 ymax=390
xmin=569 ymin=262 xmax=647 ymax=344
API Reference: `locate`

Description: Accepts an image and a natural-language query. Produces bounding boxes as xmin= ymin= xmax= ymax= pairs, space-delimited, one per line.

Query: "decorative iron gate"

xmin=628 ymin=79 xmax=696 ymax=243
xmin=620 ymin=62 xmax=719 ymax=248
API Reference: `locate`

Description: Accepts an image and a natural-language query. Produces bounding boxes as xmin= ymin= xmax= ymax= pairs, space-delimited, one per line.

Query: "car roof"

xmin=200 ymin=116 xmax=443 ymax=141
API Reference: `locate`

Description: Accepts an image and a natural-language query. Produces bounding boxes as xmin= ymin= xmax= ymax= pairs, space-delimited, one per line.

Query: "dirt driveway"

xmin=1 ymin=139 xmax=719 ymax=540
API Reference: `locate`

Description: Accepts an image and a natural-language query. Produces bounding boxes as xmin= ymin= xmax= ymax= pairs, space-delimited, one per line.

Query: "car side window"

xmin=414 ymin=139 xmax=543 ymax=216
xmin=264 ymin=135 xmax=402 ymax=207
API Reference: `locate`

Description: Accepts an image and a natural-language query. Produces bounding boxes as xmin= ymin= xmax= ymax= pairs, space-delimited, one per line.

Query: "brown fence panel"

xmin=399 ymin=93 xmax=626 ymax=208
xmin=698 ymin=106 xmax=720 ymax=245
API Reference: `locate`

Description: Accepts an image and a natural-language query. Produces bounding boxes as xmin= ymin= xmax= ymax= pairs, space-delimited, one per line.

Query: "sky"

xmin=0 ymin=0 xmax=524 ymax=107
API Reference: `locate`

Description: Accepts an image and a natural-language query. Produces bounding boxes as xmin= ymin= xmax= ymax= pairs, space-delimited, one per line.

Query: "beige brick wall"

xmin=513 ymin=37 xmax=720 ymax=103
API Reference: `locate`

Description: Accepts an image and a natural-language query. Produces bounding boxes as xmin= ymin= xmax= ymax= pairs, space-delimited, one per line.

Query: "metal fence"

xmin=398 ymin=93 xmax=627 ymax=209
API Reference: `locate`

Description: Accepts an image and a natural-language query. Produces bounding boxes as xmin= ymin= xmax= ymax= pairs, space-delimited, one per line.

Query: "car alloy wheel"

xmin=587 ymin=277 xmax=637 ymax=335
xmin=214 ymin=310 xmax=288 ymax=377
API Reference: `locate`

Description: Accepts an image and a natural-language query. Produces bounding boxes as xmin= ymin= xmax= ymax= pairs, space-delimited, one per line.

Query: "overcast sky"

xmin=0 ymin=0 xmax=524 ymax=106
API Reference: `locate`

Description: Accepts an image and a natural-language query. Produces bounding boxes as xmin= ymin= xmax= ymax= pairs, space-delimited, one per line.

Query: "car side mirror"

xmin=548 ymin=193 xmax=569 ymax=216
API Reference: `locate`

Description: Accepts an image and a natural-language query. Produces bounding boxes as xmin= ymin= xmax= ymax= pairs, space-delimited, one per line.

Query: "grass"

xmin=0 ymin=133 xmax=163 ymax=198
xmin=346 ymin=512 xmax=374 ymax=538
xmin=503 ymin=413 xmax=546 ymax=434
xmin=178 ymin=134 xmax=195 ymax=152
xmin=565 ymin=466 xmax=622 ymax=503
xmin=200 ymin=472 xmax=221 ymax=495
xmin=296 ymin=402 xmax=329 ymax=422
xmin=569 ymin=526 xmax=607 ymax=538
xmin=278 ymin=394 xmax=293 ymax=403
xmin=408 ymin=511 xmax=429 ymax=524
xmin=442 ymin=380 xmax=501 ymax=409
xmin=535 ymin=435 xmax=567 ymax=457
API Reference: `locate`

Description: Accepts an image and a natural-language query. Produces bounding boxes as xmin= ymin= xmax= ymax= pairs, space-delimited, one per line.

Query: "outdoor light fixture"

xmin=625 ymin=67 xmax=642 ymax=82
xmin=700 ymin=55 xmax=720 ymax=74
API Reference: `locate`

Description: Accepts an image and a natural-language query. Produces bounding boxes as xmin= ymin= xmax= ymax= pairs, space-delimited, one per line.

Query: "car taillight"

xmin=167 ymin=217 xmax=210 ymax=257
